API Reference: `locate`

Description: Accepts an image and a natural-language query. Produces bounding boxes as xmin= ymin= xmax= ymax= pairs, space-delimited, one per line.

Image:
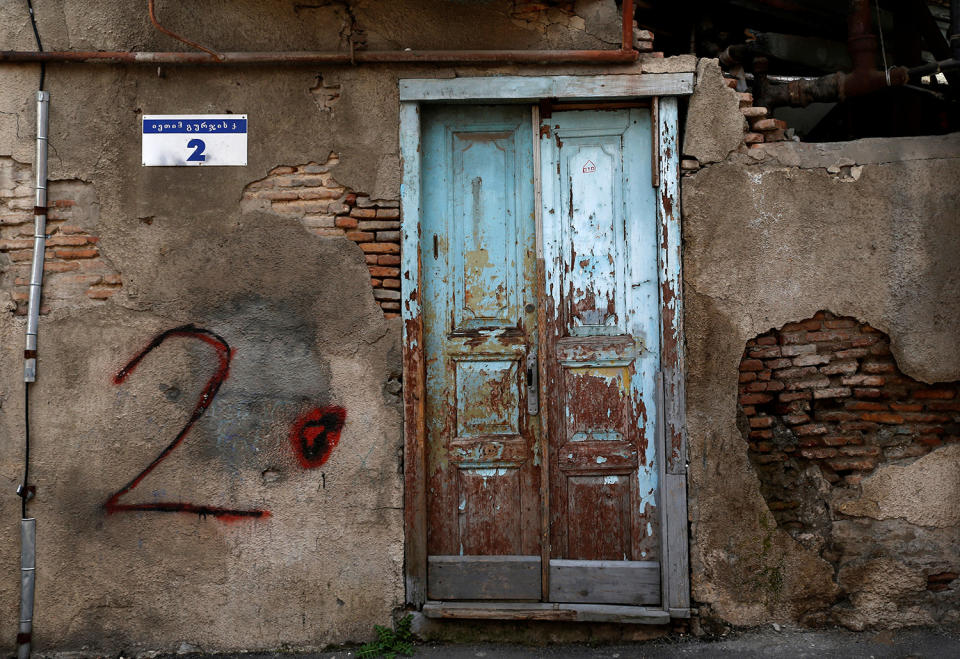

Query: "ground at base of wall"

xmin=81 ymin=625 xmax=959 ymax=659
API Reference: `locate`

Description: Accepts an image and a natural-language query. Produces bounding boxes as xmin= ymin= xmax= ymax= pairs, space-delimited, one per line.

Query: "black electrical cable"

xmin=26 ymin=0 xmax=45 ymax=90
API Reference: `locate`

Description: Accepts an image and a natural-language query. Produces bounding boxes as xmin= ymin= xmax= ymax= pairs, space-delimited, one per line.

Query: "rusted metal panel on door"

xmin=421 ymin=105 xmax=541 ymax=600
xmin=540 ymin=108 xmax=661 ymax=569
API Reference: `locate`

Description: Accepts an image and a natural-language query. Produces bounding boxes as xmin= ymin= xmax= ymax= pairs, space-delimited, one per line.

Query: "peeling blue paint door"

xmin=540 ymin=109 xmax=661 ymax=605
xmin=420 ymin=105 xmax=661 ymax=606
xmin=421 ymin=106 xmax=543 ymax=600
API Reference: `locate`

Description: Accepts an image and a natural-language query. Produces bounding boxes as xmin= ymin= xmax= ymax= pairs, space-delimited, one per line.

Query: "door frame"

xmin=399 ymin=73 xmax=693 ymax=621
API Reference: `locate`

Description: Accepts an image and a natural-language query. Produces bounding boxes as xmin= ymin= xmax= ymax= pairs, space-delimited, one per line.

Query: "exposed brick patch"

xmin=0 ymin=157 xmax=120 ymax=314
xmin=739 ymin=311 xmax=960 ymax=534
xmin=242 ymin=153 xmax=401 ymax=318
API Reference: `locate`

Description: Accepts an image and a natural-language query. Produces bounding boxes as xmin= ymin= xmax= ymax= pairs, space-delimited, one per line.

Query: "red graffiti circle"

xmin=290 ymin=406 xmax=347 ymax=469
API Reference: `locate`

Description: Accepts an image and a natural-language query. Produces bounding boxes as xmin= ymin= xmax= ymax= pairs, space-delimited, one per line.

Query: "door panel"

xmin=422 ymin=105 xmax=541 ymax=600
xmin=541 ymin=109 xmax=661 ymax=603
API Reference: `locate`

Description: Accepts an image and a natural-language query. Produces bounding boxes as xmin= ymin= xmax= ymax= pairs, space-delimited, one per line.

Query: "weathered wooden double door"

xmin=422 ymin=105 xmax=660 ymax=605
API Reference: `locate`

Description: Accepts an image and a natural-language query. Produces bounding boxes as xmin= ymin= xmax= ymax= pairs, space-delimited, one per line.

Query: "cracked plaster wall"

xmin=682 ymin=61 xmax=960 ymax=629
xmin=0 ymin=0 xmax=663 ymax=654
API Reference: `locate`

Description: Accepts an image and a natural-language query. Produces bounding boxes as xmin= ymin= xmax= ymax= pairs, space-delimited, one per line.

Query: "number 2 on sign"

xmin=187 ymin=138 xmax=206 ymax=162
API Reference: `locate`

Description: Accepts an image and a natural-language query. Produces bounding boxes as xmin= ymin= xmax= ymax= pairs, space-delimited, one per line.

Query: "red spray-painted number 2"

xmin=105 ymin=325 xmax=270 ymax=521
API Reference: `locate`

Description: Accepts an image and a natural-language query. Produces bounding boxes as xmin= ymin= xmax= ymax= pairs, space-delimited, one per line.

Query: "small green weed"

xmin=358 ymin=614 xmax=415 ymax=659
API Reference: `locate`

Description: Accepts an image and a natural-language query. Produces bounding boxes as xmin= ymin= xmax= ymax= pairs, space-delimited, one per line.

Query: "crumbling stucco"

xmin=683 ymin=131 xmax=960 ymax=630
xmin=682 ymin=58 xmax=744 ymax=164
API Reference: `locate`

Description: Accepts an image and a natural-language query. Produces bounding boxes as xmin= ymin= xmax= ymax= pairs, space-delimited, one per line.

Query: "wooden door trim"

xmin=422 ymin=601 xmax=671 ymax=624
xmin=400 ymin=77 xmax=691 ymax=614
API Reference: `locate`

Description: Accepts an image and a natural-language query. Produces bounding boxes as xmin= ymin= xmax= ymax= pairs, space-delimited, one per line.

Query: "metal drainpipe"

xmin=24 ymin=90 xmax=48 ymax=384
xmin=18 ymin=89 xmax=48 ymax=659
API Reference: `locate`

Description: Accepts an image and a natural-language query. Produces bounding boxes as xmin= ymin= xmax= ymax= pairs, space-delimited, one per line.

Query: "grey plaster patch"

xmin=682 ymin=58 xmax=744 ymax=164
xmin=836 ymin=445 xmax=960 ymax=528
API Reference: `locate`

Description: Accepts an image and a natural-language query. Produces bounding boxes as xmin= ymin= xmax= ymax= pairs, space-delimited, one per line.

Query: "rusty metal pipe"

xmin=622 ymin=0 xmax=634 ymax=51
xmin=2 ymin=0 xmax=637 ymax=67
xmin=0 ymin=48 xmax=638 ymax=65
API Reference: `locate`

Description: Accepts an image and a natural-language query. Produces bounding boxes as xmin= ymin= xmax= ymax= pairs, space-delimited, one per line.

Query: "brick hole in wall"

xmin=242 ymin=153 xmax=401 ymax=317
xmin=738 ymin=310 xmax=960 ymax=594
xmin=0 ymin=157 xmax=120 ymax=314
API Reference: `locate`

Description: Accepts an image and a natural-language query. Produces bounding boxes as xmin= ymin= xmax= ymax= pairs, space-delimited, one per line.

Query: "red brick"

xmin=824 ymin=319 xmax=856 ymax=329
xmin=765 ymin=380 xmax=785 ymax=392
xmin=853 ymin=388 xmax=884 ymax=399
xmin=839 ymin=445 xmax=880 ymax=456
xmin=841 ymin=375 xmax=885 ymax=386
xmin=800 ymin=447 xmax=836 ymax=459
xmin=742 ymin=406 xmax=756 ymax=416
xmin=777 ymin=366 xmax=819 ymax=380
xmin=901 ymin=412 xmax=952 ymax=423
xmin=779 ymin=391 xmax=812 ymax=402
xmin=836 ymin=348 xmax=869 ymax=360
xmin=740 ymin=359 xmax=764 ymax=371
xmin=740 ymin=393 xmax=773 ymax=405
xmin=751 ymin=441 xmax=773 ymax=453
xmin=822 ymin=435 xmax=861 ymax=446
xmin=349 ymin=208 xmax=378 ymax=219
xmin=793 ymin=354 xmax=831 ymax=367
xmin=795 ymin=423 xmax=828 ymax=436
xmin=928 ymin=401 xmax=960 ymax=411
xmin=839 ymin=421 xmax=879 ymax=432
xmin=359 ymin=242 xmax=401 ymax=254
xmin=365 ymin=254 xmax=379 ymax=264
xmin=780 ymin=331 xmax=809 ymax=345
xmin=749 ymin=429 xmax=774 ymax=440
xmin=827 ymin=457 xmax=877 ymax=472
xmin=750 ymin=347 xmax=781 ymax=359
xmin=846 ymin=400 xmax=888 ymax=411
xmin=745 ymin=381 xmax=768 ymax=393
xmin=739 ymin=372 xmax=757 ymax=383
xmin=785 ymin=376 xmax=831 ymax=390
xmin=744 ymin=132 xmax=764 ymax=144
xmin=335 ymin=217 xmax=359 ymax=229
xmin=43 ymin=261 xmax=79 ymax=272
xmin=382 ymin=279 xmax=401 ymax=289
xmin=814 ymin=387 xmax=852 ymax=399
xmin=369 ymin=266 xmax=400 ymax=278
xmin=861 ymin=412 xmax=904 ymax=424
xmin=784 ymin=413 xmax=810 ymax=425
xmin=53 ymin=247 xmax=98 ymax=259
xmin=757 ymin=370 xmax=772 ymax=382
xmin=749 ymin=416 xmax=774 ymax=429
xmin=862 ymin=361 xmax=896 ymax=374
xmin=378 ymin=255 xmax=401 ymax=265
xmin=370 ymin=278 xmax=382 ymax=287
xmin=918 ymin=436 xmax=943 ymax=448
xmin=376 ymin=208 xmax=400 ymax=219
xmin=86 ymin=287 xmax=116 ymax=300
xmin=890 ymin=402 xmax=923 ymax=412
xmin=346 ymin=231 xmax=374 ymax=242
xmin=756 ymin=336 xmax=778 ymax=346
xmin=807 ymin=330 xmax=852 ymax=342
xmin=383 ymin=312 xmax=400 ymax=319
xmin=913 ymin=389 xmax=955 ymax=400
xmin=851 ymin=335 xmax=879 ymax=347
xmin=781 ymin=344 xmax=816 ymax=357
xmin=821 ymin=360 xmax=857 ymax=375
xmin=766 ymin=358 xmax=793 ymax=370
xmin=817 ymin=411 xmax=859 ymax=422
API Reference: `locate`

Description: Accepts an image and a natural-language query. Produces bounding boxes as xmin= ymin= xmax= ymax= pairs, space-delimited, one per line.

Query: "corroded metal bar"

xmin=0 ymin=48 xmax=639 ymax=65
